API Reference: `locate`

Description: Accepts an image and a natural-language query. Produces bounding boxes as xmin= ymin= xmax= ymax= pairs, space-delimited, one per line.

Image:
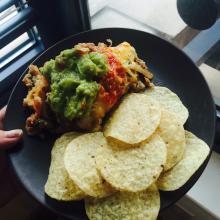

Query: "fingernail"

xmin=5 ymin=129 xmax=23 ymax=138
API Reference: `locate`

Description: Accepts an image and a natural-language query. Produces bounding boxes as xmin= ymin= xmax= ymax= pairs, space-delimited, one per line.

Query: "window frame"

xmin=0 ymin=0 xmax=44 ymax=96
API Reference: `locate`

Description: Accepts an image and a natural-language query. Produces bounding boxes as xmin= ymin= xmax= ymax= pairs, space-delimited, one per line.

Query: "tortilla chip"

xmin=85 ymin=184 xmax=160 ymax=220
xmin=158 ymin=110 xmax=185 ymax=171
xmin=104 ymin=93 xmax=161 ymax=147
xmin=144 ymin=86 xmax=189 ymax=124
xmin=64 ymin=132 xmax=115 ymax=198
xmin=157 ymin=131 xmax=210 ymax=191
xmin=96 ymin=134 xmax=167 ymax=192
xmin=45 ymin=132 xmax=85 ymax=201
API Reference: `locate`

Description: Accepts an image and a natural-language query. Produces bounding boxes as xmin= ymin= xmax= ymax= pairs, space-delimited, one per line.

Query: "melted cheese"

xmin=110 ymin=42 xmax=137 ymax=65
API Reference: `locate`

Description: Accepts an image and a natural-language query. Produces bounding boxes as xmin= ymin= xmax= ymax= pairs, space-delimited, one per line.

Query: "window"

xmin=0 ymin=0 xmax=44 ymax=86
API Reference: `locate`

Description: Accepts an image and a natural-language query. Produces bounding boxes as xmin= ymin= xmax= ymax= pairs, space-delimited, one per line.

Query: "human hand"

xmin=0 ymin=106 xmax=23 ymax=149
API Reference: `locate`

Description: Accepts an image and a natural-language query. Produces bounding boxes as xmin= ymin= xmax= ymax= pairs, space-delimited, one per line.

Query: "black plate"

xmin=4 ymin=28 xmax=216 ymax=219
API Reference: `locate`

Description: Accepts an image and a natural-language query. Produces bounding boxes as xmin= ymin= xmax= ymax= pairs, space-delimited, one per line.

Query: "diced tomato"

xmin=99 ymin=52 xmax=127 ymax=108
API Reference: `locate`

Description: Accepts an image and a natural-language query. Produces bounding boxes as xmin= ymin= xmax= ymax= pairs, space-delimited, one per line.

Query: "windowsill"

xmin=178 ymin=151 xmax=220 ymax=220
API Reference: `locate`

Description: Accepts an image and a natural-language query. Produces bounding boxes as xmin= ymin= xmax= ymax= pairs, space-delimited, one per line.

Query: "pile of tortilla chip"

xmin=45 ymin=86 xmax=210 ymax=220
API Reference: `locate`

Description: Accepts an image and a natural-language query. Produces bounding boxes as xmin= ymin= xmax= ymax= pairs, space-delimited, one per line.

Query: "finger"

xmin=0 ymin=106 xmax=7 ymax=120
xmin=0 ymin=106 xmax=7 ymax=130
xmin=0 ymin=137 xmax=20 ymax=149
xmin=0 ymin=129 xmax=23 ymax=149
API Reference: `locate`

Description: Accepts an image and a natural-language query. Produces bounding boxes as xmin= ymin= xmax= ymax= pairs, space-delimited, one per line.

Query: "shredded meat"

xmin=134 ymin=57 xmax=153 ymax=79
xmin=23 ymin=65 xmax=48 ymax=134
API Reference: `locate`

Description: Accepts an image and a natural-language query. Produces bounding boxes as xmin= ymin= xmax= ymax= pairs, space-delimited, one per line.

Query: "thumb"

xmin=0 ymin=129 xmax=23 ymax=149
xmin=0 ymin=106 xmax=7 ymax=130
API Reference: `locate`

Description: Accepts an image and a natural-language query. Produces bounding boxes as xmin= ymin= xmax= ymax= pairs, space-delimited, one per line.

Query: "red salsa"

xmin=99 ymin=52 xmax=127 ymax=109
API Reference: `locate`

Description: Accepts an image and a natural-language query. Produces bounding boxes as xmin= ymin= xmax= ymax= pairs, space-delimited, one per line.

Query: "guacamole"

xmin=40 ymin=45 xmax=109 ymax=121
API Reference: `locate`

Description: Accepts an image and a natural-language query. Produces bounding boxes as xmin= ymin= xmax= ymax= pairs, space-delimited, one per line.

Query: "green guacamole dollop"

xmin=39 ymin=46 xmax=109 ymax=120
